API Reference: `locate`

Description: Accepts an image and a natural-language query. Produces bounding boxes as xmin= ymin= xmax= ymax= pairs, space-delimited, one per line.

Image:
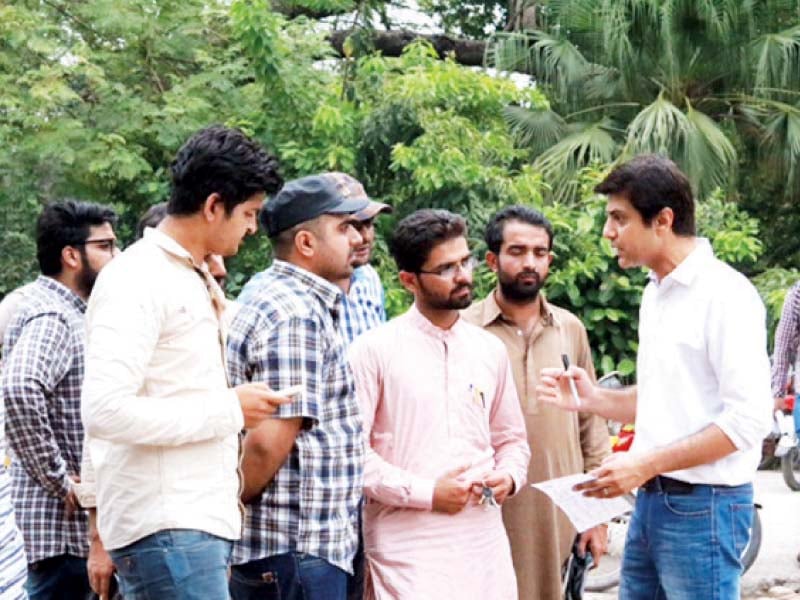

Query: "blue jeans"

xmin=229 ymin=552 xmax=348 ymax=600
xmin=619 ymin=482 xmax=753 ymax=600
xmin=25 ymin=554 xmax=91 ymax=600
xmin=109 ymin=529 xmax=232 ymax=600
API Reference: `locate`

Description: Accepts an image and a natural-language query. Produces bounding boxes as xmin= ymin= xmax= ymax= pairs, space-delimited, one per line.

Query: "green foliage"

xmin=754 ymin=267 xmax=800 ymax=348
xmin=490 ymin=0 xmax=800 ymax=223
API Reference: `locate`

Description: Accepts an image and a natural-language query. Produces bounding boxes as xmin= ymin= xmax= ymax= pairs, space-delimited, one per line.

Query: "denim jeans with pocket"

xmin=229 ymin=552 xmax=348 ymax=600
xmin=25 ymin=553 xmax=92 ymax=600
xmin=619 ymin=481 xmax=753 ymax=600
xmin=109 ymin=529 xmax=232 ymax=600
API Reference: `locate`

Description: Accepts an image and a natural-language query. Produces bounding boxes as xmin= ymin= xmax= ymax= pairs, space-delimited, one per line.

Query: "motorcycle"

xmin=773 ymin=394 xmax=800 ymax=491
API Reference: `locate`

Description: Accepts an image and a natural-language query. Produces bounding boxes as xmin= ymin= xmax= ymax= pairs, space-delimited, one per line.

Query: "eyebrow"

xmin=427 ymin=252 xmax=472 ymax=271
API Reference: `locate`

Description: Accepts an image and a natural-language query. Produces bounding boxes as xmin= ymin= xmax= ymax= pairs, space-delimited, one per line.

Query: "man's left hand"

xmin=474 ymin=471 xmax=515 ymax=505
xmin=577 ymin=524 xmax=608 ymax=568
xmin=575 ymin=452 xmax=655 ymax=498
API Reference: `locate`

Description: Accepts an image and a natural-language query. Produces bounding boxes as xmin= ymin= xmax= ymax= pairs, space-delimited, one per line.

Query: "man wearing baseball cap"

xmin=238 ymin=175 xmax=393 ymax=345
xmin=226 ymin=172 xmax=367 ymax=600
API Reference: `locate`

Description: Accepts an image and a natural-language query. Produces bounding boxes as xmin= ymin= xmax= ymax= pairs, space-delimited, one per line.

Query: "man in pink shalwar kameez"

xmin=349 ymin=209 xmax=531 ymax=600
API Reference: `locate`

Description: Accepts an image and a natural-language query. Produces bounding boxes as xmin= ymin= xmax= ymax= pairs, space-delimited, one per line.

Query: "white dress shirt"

xmin=81 ymin=228 xmax=243 ymax=551
xmin=633 ymin=238 xmax=772 ymax=486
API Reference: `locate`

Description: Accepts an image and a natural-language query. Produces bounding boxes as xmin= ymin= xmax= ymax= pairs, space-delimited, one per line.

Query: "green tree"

xmin=488 ymin=1 xmax=800 ymax=230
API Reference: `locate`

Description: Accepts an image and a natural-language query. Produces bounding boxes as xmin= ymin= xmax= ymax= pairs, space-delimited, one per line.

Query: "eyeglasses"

xmin=73 ymin=238 xmax=118 ymax=253
xmin=417 ymin=256 xmax=477 ymax=279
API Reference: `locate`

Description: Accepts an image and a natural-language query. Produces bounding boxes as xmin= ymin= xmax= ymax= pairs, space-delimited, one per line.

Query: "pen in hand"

xmin=561 ymin=354 xmax=582 ymax=408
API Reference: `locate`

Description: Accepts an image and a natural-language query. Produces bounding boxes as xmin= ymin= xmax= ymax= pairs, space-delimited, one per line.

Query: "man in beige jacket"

xmin=463 ymin=205 xmax=609 ymax=599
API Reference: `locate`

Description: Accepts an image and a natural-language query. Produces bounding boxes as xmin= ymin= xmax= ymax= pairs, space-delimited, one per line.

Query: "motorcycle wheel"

xmin=741 ymin=507 xmax=762 ymax=574
xmin=781 ymin=446 xmax=800 ymax=491
xmin=584 ymin=514 xmax=629 ymax=592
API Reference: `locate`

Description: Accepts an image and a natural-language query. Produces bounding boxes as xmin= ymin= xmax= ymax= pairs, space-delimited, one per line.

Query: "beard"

xmin=498 ymin=269 xmax=544 ymax=303
xmin=421 ymin=281 xmax=474 ymax=310
xmin=76 ymin=261 xmax=100 ymax=298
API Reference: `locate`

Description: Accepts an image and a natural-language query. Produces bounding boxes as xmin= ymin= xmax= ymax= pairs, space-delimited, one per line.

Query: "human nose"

xmin=602 ymin=218 xmax=614 ymax=240
xmin=350 ymin=226 xmax=363 ymax=247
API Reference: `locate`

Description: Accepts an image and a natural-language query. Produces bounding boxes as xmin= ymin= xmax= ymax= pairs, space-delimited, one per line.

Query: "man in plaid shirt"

xmin=226 ymin=172 xmax=367 ymax=600
xmin=2 ymin=200 xmax=118 ymax=599
xmin=238 ymin=194 xmax=392 ymax=346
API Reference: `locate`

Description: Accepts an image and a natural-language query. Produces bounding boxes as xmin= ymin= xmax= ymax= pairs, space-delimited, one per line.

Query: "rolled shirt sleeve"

xmin=709 ymin=285 xmax=773 ymax=451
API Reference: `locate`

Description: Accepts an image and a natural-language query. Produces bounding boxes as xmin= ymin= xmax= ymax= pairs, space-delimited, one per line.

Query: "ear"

xmin=485 ymin=251 xmax=499 ymax=273
xmin=294 ymin=229 xmax=317 ymax=259
xmin=202 ymin=193 xmax=225 ymax=222
xmin=398 ymin=270 xmax=418 ymax=295
xmin=655 ymin=207 xmax=674 ymax=233
xmin=61 ymin=246 xmax=82 ymax=272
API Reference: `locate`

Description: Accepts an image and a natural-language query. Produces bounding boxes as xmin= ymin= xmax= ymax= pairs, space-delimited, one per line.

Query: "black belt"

xmin=641 ymin=475 xmax=695 ymax=495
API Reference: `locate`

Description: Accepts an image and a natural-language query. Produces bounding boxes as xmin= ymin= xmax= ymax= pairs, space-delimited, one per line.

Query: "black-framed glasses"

xmin=417 ymin=256 xmax=477 ymax=279
xmin=73 ymin=238 xmax=118 ymax=253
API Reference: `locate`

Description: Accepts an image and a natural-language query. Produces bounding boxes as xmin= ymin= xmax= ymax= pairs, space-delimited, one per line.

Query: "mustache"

xmin=515 ymin=271 xmax=540 ymax=281
xmin=452 ymin=283 xmax=473 ymax=294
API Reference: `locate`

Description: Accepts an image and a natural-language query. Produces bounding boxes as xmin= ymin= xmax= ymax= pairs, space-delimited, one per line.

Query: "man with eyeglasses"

xmin=463 ymin=206 xmax=610 ymax=600
xmin=2 ymin=199 xmax=118 ymax=599
xmin=348 ymin=209 xmax=530 ymax=599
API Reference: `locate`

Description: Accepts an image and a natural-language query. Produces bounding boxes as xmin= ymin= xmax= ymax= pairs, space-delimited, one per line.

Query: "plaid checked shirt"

xmin=772 ymin=281 xmax=800 ymax=397
xmin=227 ymin=260 xmax=364 ymax=572
xmin=1 ymin=403 xmax=27 ymax=598
xmin=239 ymin=264 xmax=386 ymax=347
xmin=1 ymin=276 xmax=89 ymax=563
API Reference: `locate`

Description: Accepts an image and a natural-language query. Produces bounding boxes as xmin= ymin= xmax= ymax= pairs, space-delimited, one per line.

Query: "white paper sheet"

xmin=532 ymin=473 xmax=633 ymax=533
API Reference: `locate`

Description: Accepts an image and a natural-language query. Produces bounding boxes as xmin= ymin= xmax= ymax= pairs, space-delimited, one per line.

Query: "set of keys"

xmin=478 ymin=483 xmax=498 ymax=508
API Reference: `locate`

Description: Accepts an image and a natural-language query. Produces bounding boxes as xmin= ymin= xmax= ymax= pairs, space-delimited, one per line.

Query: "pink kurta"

xmin=348 ymin=305 xmax=531 ymax=600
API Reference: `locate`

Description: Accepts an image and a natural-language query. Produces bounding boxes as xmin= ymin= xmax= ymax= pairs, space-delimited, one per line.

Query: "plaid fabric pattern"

xmin=772 ymin=281 xmax=800 ymax=396
xmin=239 ymin=264 xmax=386 ymax=347
xmin=1 ymin=276 xmax=89 ymax=563
xmin=339 ymin=264 xmax=385 ymax=346
xmin=0 ymin=404 xmax=27 ymax=598
xmin=227 ymin=260 xmax=364 ymax=572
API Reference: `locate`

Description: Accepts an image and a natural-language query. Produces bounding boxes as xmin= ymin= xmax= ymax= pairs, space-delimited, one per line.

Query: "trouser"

xmin=619 ymin=479 xmax=753 ymax=600
xmin=109 ymin=529 xmax=232 ymax=600
xmin=25 ymin=553 xmax=91 ymax=600
xmin=230 ymin=552 xmax=349 ymax=600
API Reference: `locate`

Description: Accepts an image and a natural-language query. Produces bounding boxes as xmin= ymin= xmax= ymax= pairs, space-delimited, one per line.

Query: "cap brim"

xmin=355 ymin=201 xmax=393 ymax=220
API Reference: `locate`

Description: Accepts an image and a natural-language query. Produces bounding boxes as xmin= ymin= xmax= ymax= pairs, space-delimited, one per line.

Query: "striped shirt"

xmin=0 ymin=404 xmax=27 ymax=598
xmin=2 ymin=276 xmax=89 ymax=563
xmin=771 ymin=282 xmax=800 ymax=397
xmin=227 ymin=260 xmax=364 ymax=572
xmin=238 ymin=264 xmax=386 ymax=346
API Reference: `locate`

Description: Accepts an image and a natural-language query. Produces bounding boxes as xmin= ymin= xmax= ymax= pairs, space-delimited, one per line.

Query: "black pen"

xmin=561 ymin=354 xmax=582 ymax=408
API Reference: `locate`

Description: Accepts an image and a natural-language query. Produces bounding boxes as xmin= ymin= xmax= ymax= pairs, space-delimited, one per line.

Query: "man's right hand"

xmin=235 ymin=383 xmax=294 ymax=429
xmin=432 ymin=465 xmax=473 ymax=515
xmin=87 ymin=534 xmax=115 ymax=600
xmin=537 ymin=365 xmax=597 ymax=412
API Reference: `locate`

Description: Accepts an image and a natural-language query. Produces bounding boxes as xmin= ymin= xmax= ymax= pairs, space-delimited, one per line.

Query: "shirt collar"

xmin=476 ymin=289 xmax=556 ymax=328
xmin=648 ymin=237 xmax=712 ymax=288
xmin=35 ymin=275 xmax=86 ymax=313
xmin=270 ymin=259 xmax=343 ymax=310
xmin=143 ymin=227 xmax=202 ymax=270
xmin=406 ymin=303 xmax=466 ymax=340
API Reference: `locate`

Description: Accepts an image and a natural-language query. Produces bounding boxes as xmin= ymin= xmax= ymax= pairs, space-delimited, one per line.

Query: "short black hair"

xmin=485 ymin=205 xmax=554 ymax=254
xmin=389 ymin=209 xmax=467 ymax=272
xmin=136 ymin=202 xmax=167 ymax=239
xmin=36 ymin=200 xmax=117 ymax=276
xmin=594 ymin=154 xmax=695 ymax=236
xmin=168 ymin=125 xmax=283 ymax=216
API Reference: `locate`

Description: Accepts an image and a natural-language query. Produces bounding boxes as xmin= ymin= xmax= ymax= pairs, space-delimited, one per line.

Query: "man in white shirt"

xmin=81 ymin=125 xmax=291 ymax=600
xmin=538 ymin=154 xmax=772 ymax=600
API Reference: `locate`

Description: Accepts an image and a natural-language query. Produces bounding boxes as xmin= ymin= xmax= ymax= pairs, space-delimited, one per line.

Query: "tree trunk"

xmin=328 ymin=29 xmax=486 ymax=66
